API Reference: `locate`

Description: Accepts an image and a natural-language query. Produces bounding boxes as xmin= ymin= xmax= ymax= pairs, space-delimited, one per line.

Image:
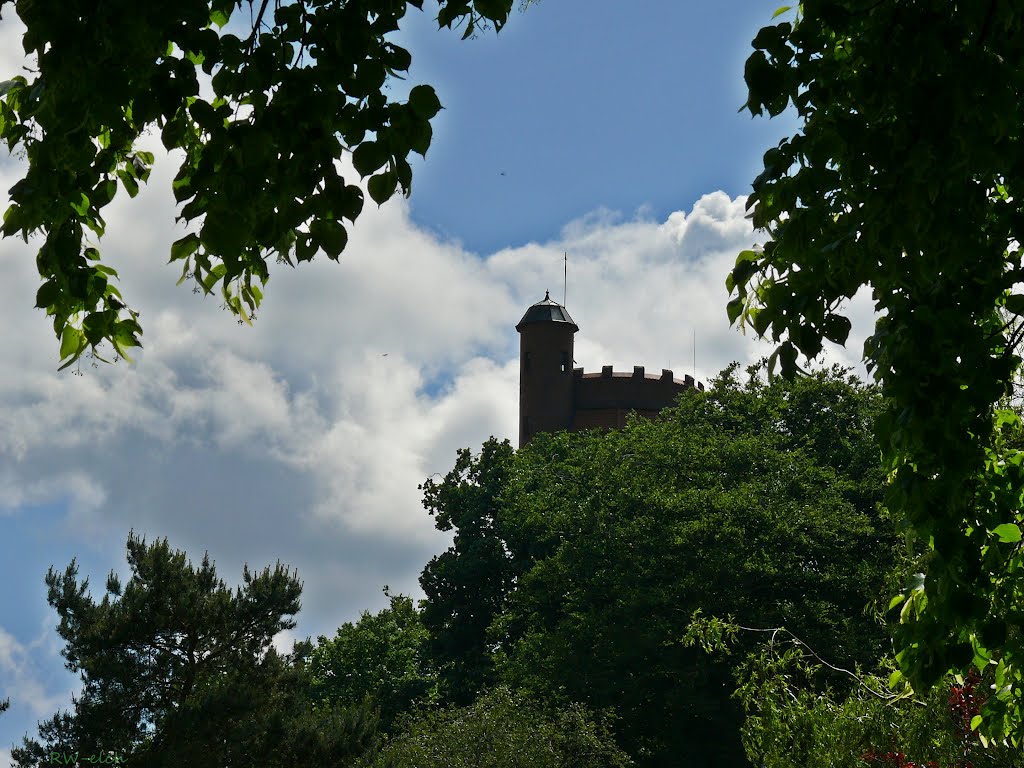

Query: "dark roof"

xmin=516 ymin=291 xmax=579 ymax=332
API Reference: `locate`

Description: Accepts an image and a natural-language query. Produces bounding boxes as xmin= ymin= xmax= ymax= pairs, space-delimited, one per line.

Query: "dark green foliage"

xmin=0 ymin=0 xmax=519 ymax=367
xmin=421 ymin=365 xmax=900 ymax=767
xmin=309 ymin=592 xmax=439 ymax=731
xmin=12 ymin=533 xmax=380 ymax=767
xmin=359 ymin=685 xmax=632 ymax=768
xmin=735 ymin=1 xmax=1024 ymax=739
xmin=419 ymin=437 xmax=519 ymax=704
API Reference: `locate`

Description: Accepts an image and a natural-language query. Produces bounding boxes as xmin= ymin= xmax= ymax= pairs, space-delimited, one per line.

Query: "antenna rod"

xmin=563 ymin=252 xmax=567 ymax=306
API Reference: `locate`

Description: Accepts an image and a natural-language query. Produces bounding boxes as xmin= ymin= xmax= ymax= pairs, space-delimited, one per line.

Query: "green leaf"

xmin=172 ymin=174 xmax=194 ymax=204
xmin=58 ymin=326 xmax=84 ymax=367
xmin=92 ymin=179 xmax=118 ymax=207
xmin=993 ymin=523 xmax=1022 ymax=543
xmin=822 ymin=315 xmax=852 ymax=345
xmin=368 ymin=171 xmax=398 ymax=205
xmin=2 ymin=204 xmax=21 ymax=237
xmin=408 ymin=85 xmax=442 ymax=120
xmin=309 ymin=219 xmax=348 ymax=259
xmin=111 ymin=339 xmax=135 ymax=363
xmin=751 ymin=307 xmax=772 ymax=336
xmin=726 ymin=296 xmax=744 ymax=325
xmin=201 ymin=263 xmax=228 ymax=293
xmin=170 ymin=233 xmax=202 ymax=263
xmin=771 ymin=5 xmax=792 ymax=19
xmin=394 ymin=159 xmax=412 ymax=194
xmin=118 ymin=170 xmax=139 ymax=198
xmin=1005 ymin=294 xmax=1024 ymax=316
xmin=888 ymin=668 xmax=903 ymax=688
xmin=210 ymin=8 xmax=230 ymax=28
xmin=352 ymin=142 xmax=390 ymax=177
xmin=70 ymin=193 xmax=90 ymax=215
xmin=408 ymin=121 xmax=432 ymax=157
xmin=161 ymin=116 xmax=188 ymax=150
xmin=189 ymin=99 xmax=219 ymax=130
xmin=35 ymin=280 xmax=61 ymax=309
xmin=339 ymin=186 xmax=364 ymax=222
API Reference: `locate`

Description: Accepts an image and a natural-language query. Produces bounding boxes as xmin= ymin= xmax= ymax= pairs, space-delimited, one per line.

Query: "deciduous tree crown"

xmin=734 ymin=0 xmax=1024 ymax=742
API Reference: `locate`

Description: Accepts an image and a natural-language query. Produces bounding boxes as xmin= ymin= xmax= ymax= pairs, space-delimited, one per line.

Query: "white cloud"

xmin=0 ymin=12 xmax=29 ymax=83
xmin=0 ymin=145 xmax=873 ymax=543
xmin=0 ymin=142 xmax=873 ymax=521
xmin=0 ymin=470 xmax=106 ymax=517
xmin=271 ymin=628 xmax=298 ymax=657
xmin=0 ymin=624 xmax=71 ymax=720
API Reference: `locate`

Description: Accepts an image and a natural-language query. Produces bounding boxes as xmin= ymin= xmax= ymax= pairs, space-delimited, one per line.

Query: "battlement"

xmin=516 ymin=292 xmax=703 ymax=446
xmin=573 ymin=365 xmax=702 ymax=409
xmin=573 ymin=365 xmax=702 ymax=389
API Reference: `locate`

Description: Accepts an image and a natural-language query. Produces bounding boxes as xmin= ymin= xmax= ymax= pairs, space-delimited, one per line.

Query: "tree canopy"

xmin=685 ymin=616 xmax=1014 ymax=768
xmin=308 ymin=591 xmax=439 ymax=731
xmin=419 ymin=437 xmax=518 ymax=705
xmin=0 ymin=0 xmax=522 ymax=368
xmin=421 ymin=364 xmax=902 ymax=767
xmin=733 ymin=0 xmax=1024 ymax=741
xmin=358 ymin=685 xmax=632 ymax=768
xmin=13 ymin=533 xmax=380 ymax=768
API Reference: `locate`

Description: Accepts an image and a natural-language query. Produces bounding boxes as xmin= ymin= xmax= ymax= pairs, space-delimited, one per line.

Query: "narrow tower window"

xmin=561 ymin=351 xmax=570 ymax=373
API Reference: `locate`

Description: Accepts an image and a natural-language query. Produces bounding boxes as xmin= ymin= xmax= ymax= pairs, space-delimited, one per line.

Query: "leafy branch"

xmin=682 ymin=610 xmax=908 ymax=703
xmin=0 ymin=0 xmax=517 ymax=369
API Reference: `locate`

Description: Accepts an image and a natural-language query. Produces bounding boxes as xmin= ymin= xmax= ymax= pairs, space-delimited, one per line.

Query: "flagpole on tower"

xmin=563 ymin=252 xmax=567 ymax=306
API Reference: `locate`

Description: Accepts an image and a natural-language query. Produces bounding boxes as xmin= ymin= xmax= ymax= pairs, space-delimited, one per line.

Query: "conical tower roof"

xmin=516 ymin=291 xmax=579 ymax=332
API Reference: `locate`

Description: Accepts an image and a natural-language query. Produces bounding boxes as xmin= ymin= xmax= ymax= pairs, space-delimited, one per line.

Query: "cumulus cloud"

xmin=0 ymin=624 xmax=72 ymax=719
xmin=0 ymin=146 xmax=874 ymax=559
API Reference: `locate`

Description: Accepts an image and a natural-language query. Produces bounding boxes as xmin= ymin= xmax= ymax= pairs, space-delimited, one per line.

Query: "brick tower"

xmin=516 ymin=292 xmax=703 ymax=447
xmin=516 ymin=291 xmax=578 ymax=447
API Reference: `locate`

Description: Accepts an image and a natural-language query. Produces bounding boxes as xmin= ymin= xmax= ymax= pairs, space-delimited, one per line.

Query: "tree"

xmin=357 ymin=685 xmax=632 ymax=768
xmin=422 ymin=365 xmax=902 ymax=768
xmin=0 ymin=0 xmax=524 ymax=368
xmin=419 ymin=437 xmax=518 ymax=704
xmin=732 ymin=0 xmax=1024 ymax=741
xmin=13 ymin=533 xmax=379 ymax=768
xmin=309 ymin=591 xmax=439 ymax=731
xmin=684 ymin=616 xmax=1017 ymax=768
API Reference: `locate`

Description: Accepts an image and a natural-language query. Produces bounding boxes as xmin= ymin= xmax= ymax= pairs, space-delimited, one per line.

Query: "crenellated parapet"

xmin=571 ymin=365 xmax=703 ymax=432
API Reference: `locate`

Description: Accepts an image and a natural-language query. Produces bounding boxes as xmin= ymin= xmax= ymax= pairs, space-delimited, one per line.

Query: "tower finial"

xmin=544 ymin=289 xmax=550 ymax=300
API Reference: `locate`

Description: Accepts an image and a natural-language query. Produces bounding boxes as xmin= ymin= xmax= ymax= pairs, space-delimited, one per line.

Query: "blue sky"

xmin=398 ymin=0 xmax=799 ymax=252
xmin=0 ymin=1 xmax=870 ymax=760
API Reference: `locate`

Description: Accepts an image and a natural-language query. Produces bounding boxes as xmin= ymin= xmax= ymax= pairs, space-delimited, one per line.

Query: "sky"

xmin=0 ymin=0 xmax=876 ymax=760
